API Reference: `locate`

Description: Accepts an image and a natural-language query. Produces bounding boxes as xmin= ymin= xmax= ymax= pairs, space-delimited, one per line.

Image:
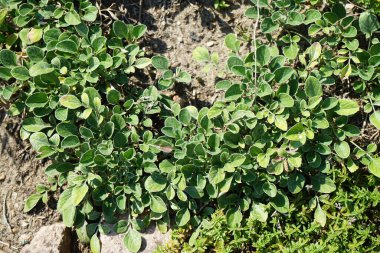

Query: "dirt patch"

xmin=0 ymin=112 xmax=59 ymax=252
xmin=102 ymin=0 xmax=253 ymax=106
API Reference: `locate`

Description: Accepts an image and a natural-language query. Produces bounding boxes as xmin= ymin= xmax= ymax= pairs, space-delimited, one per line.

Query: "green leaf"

xmin=11 ymin=66 xmax=30 ymax=80
xmin=314 ymin=204 xmax=326 ymax=227
xmin=56 ymin=40 xmax=78 ymax=54
xmin=132 ymin=24 xmax=147 ymax=39
xmin=159 ymin=161 xmax=175 ymax=174
xmin=340 ymin=63 xmax=352 ymax=79
xmin=179 ymin=108 xmax=191 ymax=125
xmin=90 ymin=234 xmax=101 ymax=253
xmin=124 ymin=228 xmax=142 ymax=253
xmin=287 ymin=172 xmax=305 ymax=194
xmin=60 ymin=95 xmax=82 ymax=109
xmin=283 ymin=43 xmax=299 ymax=60
xmin=106 ymin=89 xmax=121 ymax=104
xmin=26 ymin=46 xmax=44 ymax=62
xmin=65 ymin=10 xmax=81 ymax=25
xmin=30 ymin=132 xmax=50 ymax=151
xmin=250 ymin=204 xmax=268 ymax=222
xmin=305 ymin=76 xmax=322 ymax=97
xmin=263 ymin=182 xmax=277 ymax=197
xmin=256 ymin=45 xmax=270 ymax=66
xmin=152 ymin=55 xmax=169 ymax=70
xmin=279 ymin=93 xmax=294 ymax=107
xmin=270 ymin=191 xmax=289 ymax=214
xmin=26 ymin=92 xmax=48 ymax=108
xmin=62 ymin=206 xmax=76 ymax=227
xmin=224 ymin=33 xmax=240 ymax=53
xmin=359 ymin=12 xmax=380 ymax=37
xmin=56 ymin=122 xmax=78 ymax=137
xmin=261 ymin=17 xmax=279 ymax=33
xmin=0 ymin=67 xmax=11 ymax=80
xmin=274 ymin=116 xmax=288 ymax=131
xmin=144 ymin=173 xmax=167 ymax=193
xmin=0 ymin=49 xmax=17 ymax=67
xmin=176 ymin=208 xmax=190 ymax=227
xmin=209 ymin=167 xmax=225 ymax=185
xmin=370 ymin=111 xmax=380 ymax=130
xmin=335 ymin=99 xmax=359 ymax=116
xmin=285 ymin=123 xmax=304 ymax=141
xmin=113 ymin=20 xmax=128 ymax=38
xmin=309 ymin=42 xmax=322 ymax=62
xmin=29 ymin=62 xmax=54 ymax=77
xmin=225 ymin=83 xmax=243 ymax=101
xmin=305 ymin=9 xmax=321 ymax=24
xmin=62 ymin=135 xmax=80 ymax=148
xmin=369 ymin=158 xmax=380 ymax=178
xmin=311 ymin=174 xmax=336 ymax=193
xmin=192 ymin=47 xmax=210 ymax=62
xmin=226 ymin=208 xmax=242 ymax=228
xmin=274 ymin=67 xmax=294 ymax=84
xmin=287 ymin=11 xmax=305 ymax=26
xmin=28 ymin=28 xmax=43 ymax=43
xmin=134 ymin=57 xmax=151 ymax=69
xmin=150 ymin=195 xmax=167 ymax=213
xmin=24 ymin=194 xmax=42 ymax=212
xmin=72 ymin=184 xmax=89 ymax=206
xmin=22 ymin=117 xmax=51 ymax=132
xmin=334 ymin=141 xmax=350 ymax=159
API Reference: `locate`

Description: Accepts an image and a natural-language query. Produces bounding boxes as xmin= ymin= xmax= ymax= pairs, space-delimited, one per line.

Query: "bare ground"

xmin=0 ymin=111 xmax=59 ymax=252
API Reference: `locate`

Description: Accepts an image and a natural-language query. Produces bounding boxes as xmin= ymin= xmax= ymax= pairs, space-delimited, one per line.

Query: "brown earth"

xmin=0 ymin=110 xmax=59 ymax=252
xmin=102 ymin=0 xmax=253 ymax=106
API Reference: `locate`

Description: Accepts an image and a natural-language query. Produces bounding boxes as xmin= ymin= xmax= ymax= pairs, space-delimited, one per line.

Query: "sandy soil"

xmin=102 ymin=0 xmax=253 ymax=106
xmin=0 ymin=111 xmax=59 ymax=252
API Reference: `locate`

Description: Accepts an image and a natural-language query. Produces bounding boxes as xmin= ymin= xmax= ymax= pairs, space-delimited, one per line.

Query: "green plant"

xmin=157 ymin=179 xmax=380 ymax=252
xmin=0 ymin=1 xmax=188 ymax=252
xmin=1 ymin=1 xmax=380 ymax=253
xmin=214 ymin=0 xmax=230 ymax=10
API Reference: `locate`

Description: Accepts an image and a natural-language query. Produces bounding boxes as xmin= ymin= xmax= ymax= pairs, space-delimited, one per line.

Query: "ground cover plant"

xmin=0 ymin=0 xmax=379 ymax=252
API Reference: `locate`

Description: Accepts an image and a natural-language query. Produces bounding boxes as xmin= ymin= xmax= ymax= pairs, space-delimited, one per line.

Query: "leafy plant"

xmin=1 ymin=1 xmax=380 ymax=253
xmin=157 ymin=179 xmax=380 ymax=253
xmin=0 ymin=1 xmax=187 ymax=252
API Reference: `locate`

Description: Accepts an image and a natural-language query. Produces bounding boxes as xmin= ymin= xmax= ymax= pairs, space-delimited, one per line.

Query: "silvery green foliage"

xmin=0 ymin=1 xmax=380 ymax=252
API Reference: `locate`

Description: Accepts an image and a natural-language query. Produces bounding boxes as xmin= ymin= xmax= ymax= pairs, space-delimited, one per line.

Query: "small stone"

xmin=20 ymin=220 xmax=29 ymax=229
xmin=177 ymin=37 xmax=183 ymax=43
xmin=20 ymin=223 xmax=71 ymax=253
xmin=100 ymin=223 xmax=170 ymax=253
xmin=19 ymin=234 xmax=31 ymax=246
xmin=206 ymin=41 xmax=214 ymax=47
xmin=0 ymin=172 xmax=5 ymax=181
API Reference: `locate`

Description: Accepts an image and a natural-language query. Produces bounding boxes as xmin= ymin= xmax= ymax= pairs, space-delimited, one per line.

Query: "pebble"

xmin=20 ymin=221 xmax=29 ymax=229
xmin=0 ymin=172 xmax=5 ymax=181
xmin=206 ymin=41 xmax=214 ymax=47
xmin=19 ymin=233 xmax=31 ymax=246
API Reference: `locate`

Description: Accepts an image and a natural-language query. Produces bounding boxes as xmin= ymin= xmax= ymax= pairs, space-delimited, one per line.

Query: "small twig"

xmin=251 ymin=1 xmax=260 ymax=102
xmin=347 ymin=0 xmax=367 ymax=11
xmin=2 ymin=191 xmax=12 ymax=234
xmin=0 ymin=240 xmax=19 ymax=250
xmin=139 ymin=0 xmax=143 ymax=23
xmin=253 ymin=2 xmax=259 ymax=88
